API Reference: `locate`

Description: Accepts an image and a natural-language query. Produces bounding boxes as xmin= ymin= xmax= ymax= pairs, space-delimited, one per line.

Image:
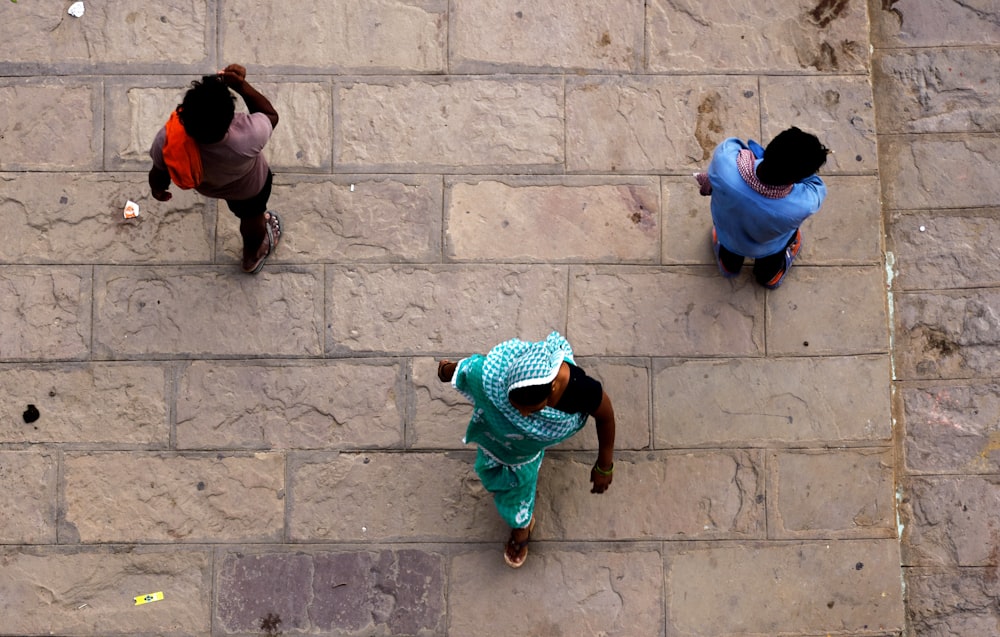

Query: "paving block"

xmin=63 ymin=452 xmax=285 ymax=543
xmin=904 ymin=567 xmax=1000 ymax=637
xmin=222 ymin=0 xmax=447 ymax=72
xmin=900 ymin=475 xmax=1000 ymax=567
xmin=449 ymin=547 xmax=663 ymax=637
xmin=868 ymin=0 xmax=1000 ymax=48
xmin=565 ymin=75 xmax=760 ymax=173
xmin=881 ymin=134 xmax=1000 ymax=210
xmin=215 ymin=551 xmax=313 ymax=633
xmin=326 ymin=265 xmax=568 ymax=355
xmin=336 ymin=78 xmax=563 ymax=172
xmin=0 ymin=267 xmax=92 ymax=362
xmin=765 ymin=266 xmax=889 ymax=356
xmin=445 ymin=176 xmax=660 ymax=263
xmin=902 ymin=382 xmax=1000 ymax=474
xmin=176 ymin=360 xmax=403 ymax=450
xmin=104 ymin=82 xmax=190 ymax=170
xmin=217 ymin=176 xmax=443 ymax=265
xmin=0 ymin=451 xmax=57 ymax=543
xmin=450 ymin=0 xmax=644 ymax=72
xmin=93 ymin=266 xmax=324 ymax=358
xmin=0 ymin=547 xmax=211 ymax=635
xmin=665 ymin=540 xmax=904 ymax=635
xmin=567 ymin=266 xmax=765 ymax=356
xmin=647 ymin=0 xmax=870 ymax=72
xmin=654 ymin=355 xmax=892 ymax=447
xmin=0 ymin=364 xmax=167 ymax=445
xmin=408 ymin=357 xmax=476 ymax=450
xmin=767 ymin=448 xmax=896 ymax=539
xmin=888 ymin=210 xmax=1000 ymax=290
xmin=0 ymin=80 xmax=101 ymax=170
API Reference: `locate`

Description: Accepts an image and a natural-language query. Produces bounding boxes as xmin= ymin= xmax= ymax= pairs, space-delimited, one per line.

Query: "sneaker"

xmin=763 ymin=229 xmax=802 ymax=289
xmin=712 ymin=227 xmax=739 ymax=278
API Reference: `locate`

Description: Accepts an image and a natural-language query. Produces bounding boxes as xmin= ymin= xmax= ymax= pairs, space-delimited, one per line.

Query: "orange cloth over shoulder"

xmin=162 ymin=109 xmax=203 ymax=190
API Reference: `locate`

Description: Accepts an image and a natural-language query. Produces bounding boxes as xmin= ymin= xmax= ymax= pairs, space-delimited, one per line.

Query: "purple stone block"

xmin=216 ymin=552 xmax=312 ymax=633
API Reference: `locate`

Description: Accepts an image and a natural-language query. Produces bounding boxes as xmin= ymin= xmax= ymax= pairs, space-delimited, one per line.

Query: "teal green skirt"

xmin=475 ymin=448 xmax=544 ymax=529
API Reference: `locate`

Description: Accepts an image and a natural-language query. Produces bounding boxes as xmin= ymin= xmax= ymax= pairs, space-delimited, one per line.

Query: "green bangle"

xmin=593 ymin=462 xmax=614 ymax=476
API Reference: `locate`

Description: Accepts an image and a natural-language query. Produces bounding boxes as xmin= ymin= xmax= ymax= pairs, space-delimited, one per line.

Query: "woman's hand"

xmin=590 ymin=463 xmax=613 ymax=494
xmin=437 ymin=359 xmax=457 ymax=383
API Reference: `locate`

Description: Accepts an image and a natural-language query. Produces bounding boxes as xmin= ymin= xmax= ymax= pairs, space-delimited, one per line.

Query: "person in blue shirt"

xmin=695 ymin=127 xmax=829 ymax=289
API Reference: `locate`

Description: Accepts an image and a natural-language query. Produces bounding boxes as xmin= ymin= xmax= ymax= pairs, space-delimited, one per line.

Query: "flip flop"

xmin=243 ymin=211 xmax=282 ymax=274
xmin=503 ymin=516 xmax=536 ymax=569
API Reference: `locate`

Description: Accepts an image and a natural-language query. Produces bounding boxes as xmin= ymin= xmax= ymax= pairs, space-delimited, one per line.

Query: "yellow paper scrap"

xmin=134 ymin=591 xmax=164 ymax=606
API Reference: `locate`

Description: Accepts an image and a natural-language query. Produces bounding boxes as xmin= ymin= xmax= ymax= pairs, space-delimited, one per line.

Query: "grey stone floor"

xmin=0 ymin=1 xmax=996 ymax=635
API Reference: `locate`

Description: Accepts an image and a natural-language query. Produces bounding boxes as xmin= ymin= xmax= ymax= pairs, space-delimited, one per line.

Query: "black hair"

xmin=508 ymin=382 xmax=553 ymax=407
xmin=178 ymin=75 xmax=236 ymax=144
xmin=756 ymin=127 xmax=829 ymax=186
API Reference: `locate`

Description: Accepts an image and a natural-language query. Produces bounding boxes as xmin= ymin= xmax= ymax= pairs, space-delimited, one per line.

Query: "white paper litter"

xmin=68 ymin=2 xmax=85 ymax=17
xmin=123 ymin=200 xmax=140 ymax=219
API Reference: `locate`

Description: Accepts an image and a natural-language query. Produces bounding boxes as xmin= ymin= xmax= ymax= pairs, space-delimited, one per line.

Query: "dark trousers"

xmin=718 ymin=232 xmax=795 ymax=286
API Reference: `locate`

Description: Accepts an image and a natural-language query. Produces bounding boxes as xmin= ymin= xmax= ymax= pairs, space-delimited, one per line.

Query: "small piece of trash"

xmin=350 ymin=184 xmax=355 ymax=192
xmin=123 ymin=200 xmax=140 ymax=219
xmin=134 ymin=591 xmax=164 ymax=606
xmin=22 ymin=404 xmax=40 ymax=424
xmin=77 ymin=603 xmax=89 ymax=610
xmin=919 ymin=225 xmax=926 ymax=232
xmin=67 ymin=1 xmax=85 ymax=17
xmin=361 ymin=526 xmax=367 ymax=532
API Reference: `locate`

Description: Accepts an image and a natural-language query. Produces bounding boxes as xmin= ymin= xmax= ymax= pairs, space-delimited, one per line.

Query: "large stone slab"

xmin=567 ymin=266 xmax=764 ymax=356
xmin=288 ymin=452 xmax=501 ymax=542
xmin=565 ymin=76 xmax=760 ymax=173
xmin=336 ymin=78 xmax=563 ymax=172
xmin=665 ymin=541 xmax=904 ymax=635
xmin=902 ymin=382 xmax=1000 ymax=474
xmin=0 ymin=452 xmax=56 ymax=543
xmin=647 ymin=0 xmax=870 ymax=72
xmin=222 ymin=0 xmax=447 ymax=72
xmin=104 ymin=82 xmax=189 ymax=170
xmin=445 ymin=177 xmax=659 ymax=263
xmin=894 ymin=289 xmax=1000 ymax=380
xmin=326 ymin=265 xmax=568 ymax=354
xmin=63 ymin=452 xmax=285 ymax=543
xmin=0 ymin=364 xmax=167 ymax=445
xmin=215 ymin=549 xmax=446 ymax=635
xmin=888 ymin=210 xmax=1000 ymax=290
xmin=449 ymin=548 xmax=663 ymax=636
xmin=901 ymin=475 xmax=1000 ymax=567
xmin=881 ymin=134 xmax=1000 ymax=210
xmin=0 ymin=80 xmax=100 ymax=170
xmin=905 ymin=567 xmax=1000 ymax=637
xmin=535 ymin=452 xmax=764 ymax=540
xmin=0 ymin=547 xmax=211 ymax=635
xmin=450 ymin=0 xmax=643 ymax=72
xmin=869 ymin=0 xmax=1000 ymax=48
xmin=217 ymin=176 xmax=442 ymax=265
xmin=249 ymin=81 xmax=333 ymax=171
xmin=874 ymin=48 xmax=1000 ymax=134
xmin=0 ymin=173 xmax=214 ymax=264
xmin=93 ymin=266 xmax=324 ymax=358
xmin=765 ymin=266 xmax=889 ymax=356
xmin=0 ymin=267 xmax=92 ymax=361
xmin=654 ymin=355 xmax=892 ymax=447
xmin=760 ymin=75 xmax=877 ymax=173
xmin=176 ymin=360 xmax=403 ymax=450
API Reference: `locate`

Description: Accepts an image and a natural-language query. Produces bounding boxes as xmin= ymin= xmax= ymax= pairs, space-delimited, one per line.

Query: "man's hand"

xmin=151 ymin=189 xmax=172 ymax=202
xmin=219 ymin=64 xmax=247 ymax=89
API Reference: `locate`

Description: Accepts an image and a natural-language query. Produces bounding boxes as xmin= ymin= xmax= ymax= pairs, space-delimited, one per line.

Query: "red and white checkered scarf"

xmin=736 ymin=149 xmax=792 ymax=199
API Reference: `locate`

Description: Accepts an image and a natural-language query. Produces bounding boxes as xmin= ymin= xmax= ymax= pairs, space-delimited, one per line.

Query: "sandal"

xmin=503 ymin=516 xmax=536 ymax=569
xmin=243 ymin=211 xmax=282 ymax=274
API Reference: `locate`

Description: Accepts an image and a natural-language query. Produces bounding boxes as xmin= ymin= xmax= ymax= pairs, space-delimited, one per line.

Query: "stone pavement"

xmin=0 ymin=1 xmax=992 ymax=635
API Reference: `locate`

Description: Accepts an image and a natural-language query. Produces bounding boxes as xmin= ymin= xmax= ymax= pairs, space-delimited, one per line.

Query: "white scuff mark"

xmin=919 ymin=225 xmax=926 ymax=232
xmin=67 ymin=1 xmax=85 ymax=17
xmin=884 ymin=251 xmax=898 ymax=381
xmin=350 ymin=184 xmax=355 ymax=192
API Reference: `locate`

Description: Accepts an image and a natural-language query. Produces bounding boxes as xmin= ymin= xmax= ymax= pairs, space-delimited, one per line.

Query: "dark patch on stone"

xmin=515 ymin=10 xmax=523 ymax=18
xmin=197 ymin=481 xmax=205 ymax=491
xmin=501 ymin=219 xmax=510 ymax=228
xmin=694 ymin=92 xmax=724 ymax=161
xmin=59 ymin=196 xmax=68 ymax=204
xmin=756 ymin=494 xmax=764 ymax=504
xmin=808 ymin=0 xmax=850 ymax=28
xmin=823 ymin=89 xmax=840 ymax=108
xmin=814 ymin=41 xmax=839 ymax=71
xmin=827 ymin=600 xmax=835 ymax=608
xmin=295 ymin=150 xmax=305 ymax=159
xmin=881 ymin=0 xmax=903 ymax=26
xmin=856 ymin=561 xmax=864 ymax=570
xmin=259 ymin=612 xmax=282 ymax=636
xmin=598 ymin=31 xmax=611 ymax=47
xmin=22 ymin=404 xmax=39 ymax=424
xmin=363 ymin=456 xmax=370 ymax=464
xmin=49 ymin=390 xmax=56 ymax=397
xmin=924 ymin=330 xmax=957 ymax=357
xmin=856 ymin=154 xmax=863 ymax=162
xmin=743 ymin=90 xmax=754 ymax=98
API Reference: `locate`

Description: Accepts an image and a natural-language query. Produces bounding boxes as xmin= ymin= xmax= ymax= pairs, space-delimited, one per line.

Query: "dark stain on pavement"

xmin=694 ymin=92 xmax=724 ymax=161
xmin=808 ymin=0 xmax=850 ymax=28
xmin=260 ymin=612 xmax=283 ymax=635
xmin=22 ymin=404 xmax=39 ymax=423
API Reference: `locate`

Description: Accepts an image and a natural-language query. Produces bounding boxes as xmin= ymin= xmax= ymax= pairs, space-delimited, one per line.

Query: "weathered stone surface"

xmin=766 ymin=266 xmax=889 ymax=356
xmin=874 ymin=48 xmax=1000 ymax=134
xmin=536 ymin=452 xmax=764 ymax=540
xmin=0 ymin=364 xmax=167 ymax=445
xmin=0 ymin=452 xmax=56 ymax=543
xmin=450 ymin=0 xmax=643 ymax=72
xmin=327 ymin=265 xmax=568 ymax=354
xmin=218 ymin=176 xmax=442 ymax=265
xmin=0 ymin=548 xmax=211 ymax=634
xmin=905 ymin=567 xmax=1000 ymax=637
xmin=336 ymin=78 xmax=563 ymax=172
xmin=647 ymin=0 xmax=870 ymax=72
xmin=408 ymin=357 xmax=475 ymax=450
xmin=0 ymin=267 xmax=92 ymax=361
xmin=445 ymin=177 xmax=659 ymax=263
xmin=901 ymin=475 xmax=1000 ymax=566
xmin=0 ymin=173 xmax=214 ymax=264
xmin=888 ymin=210 xmax=1000 ymax=290
xmin=881 ymin=135 xmax=1000 ymax=210
xmin=176 ymin=360 xmax=403 ymax=450
xmin=449 ymin=548 xmax=663 ymax=636
xmin=894 ymin=289 xmax=1000 ymax=380
xmin=104 ymin=83 xmax=189 ymax=170
xmin=565 ymin=76 xmax=760 ymax=173
xmin=93 ymin=266 xmax=324 ymax=358
xmin=761 ymin=75 xmax=877 ymax=173
xmin=567 ymin=266 xmax=764 ymax=356
xmin=0 ymin=81 xmax=100 ymax=170
xmin=869 ymin=0 xmax=1000 ymax=48
xmin=222 ymin=0 xmax=447 ymax=72
xmin=654 ymin=355 xmax=892 ymax=447
xmin=768 ymin=449 xmax=895 ymax=539
xmin=0 ymin=1 xmax=210 ymax=67
xmin=63 ymin=452 xmax=285 ymax=542
xmin=216 ymin=552 xmax=313 ymax=633
xmin=288 ymin=452 xmax=501 ymax=542
xmin=665 ymin=541 xmax=904 ymax=635
xmin=903 ymin=383 xmax=1000 ymax=474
